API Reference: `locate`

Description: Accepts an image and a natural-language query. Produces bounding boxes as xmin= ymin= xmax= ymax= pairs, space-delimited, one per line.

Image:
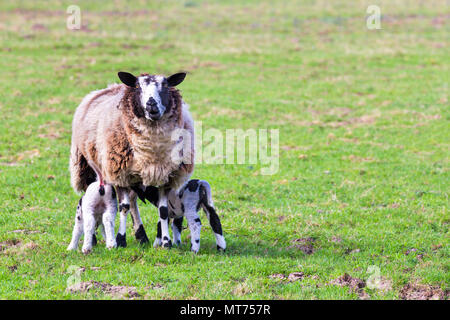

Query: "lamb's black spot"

xmin=195 ymin=239 xmax=200 ymax=244
xmin=163 ymin=240 xmax=172 ymax=248
xmin=78 ymin=198 xmax=83 ymax=207
xmin=119 ymin=203 xmax=130 ymax=213
xmin=179 ymin=188 xmax=184 ymax=199
xmin=197 ymin=184 xmax=208 ymax=211
xmin=144 ymin=185 xmax=159 ymax=206
xmin=181 ymin=203 xmax=185 ymax=213
xmin=156 ymin=221 xmax=161 ymax=239
xmin=173 ymin=216 xmax=183 ymax=233
xmin=92 ymin=234 xmax=97 ymax=246
xmin=99 ymin=185 xmax=105 ymax=196
xmin=159 ymin=206 xmax=168 ymax=220
xmin=168 ymin=200 xmax=175 ymax=209
xmin=77 ymin=215 xmax=81 ymax=221
xmin=194 ymin=218 xmax=202 ymax=225
xmin=163 ymin=236 xmax=170 ymax=241
xmin=135 ymin=224 xmax=149 ymax=244
xmin=206 ymin=206 xmax=223 ymax=235
xmin=186 ymin=179 xmax=199 ymax=192
xmin=116 ymin=232 xmax=127 ymax=248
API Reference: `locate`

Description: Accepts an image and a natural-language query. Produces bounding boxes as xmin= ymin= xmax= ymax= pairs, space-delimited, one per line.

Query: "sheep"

xmin=67 ymin=162 xmax=117 ymax=254
xmin=134 ymin=179 xmax=226 ymax=253
xmin=69 ymin=72 xmax=195 ymax=248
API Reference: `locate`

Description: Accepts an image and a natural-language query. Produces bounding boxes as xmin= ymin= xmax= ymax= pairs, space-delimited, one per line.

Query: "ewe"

xmin=70 ymin=72 xmax=194 ymax=248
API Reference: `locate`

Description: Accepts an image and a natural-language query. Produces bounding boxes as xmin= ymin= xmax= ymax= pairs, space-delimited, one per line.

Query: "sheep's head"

xmin=118 ymin=71 xmax=186 ymax=121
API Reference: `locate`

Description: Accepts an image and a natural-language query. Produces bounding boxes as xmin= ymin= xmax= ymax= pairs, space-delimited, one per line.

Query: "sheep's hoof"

xmin=217 ymin=245 xmax=226 ymax=252
xmin=82 ymin=247 xmax=92 ymax=255
xmin=135 ymin=224 xmax=149 ymax=245
xmin=116 ymin=233 xmax=127 ymax=248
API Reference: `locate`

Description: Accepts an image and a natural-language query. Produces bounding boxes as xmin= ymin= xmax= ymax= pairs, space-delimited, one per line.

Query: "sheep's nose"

xmin=146 ymin=97 xmax=157 ymax=108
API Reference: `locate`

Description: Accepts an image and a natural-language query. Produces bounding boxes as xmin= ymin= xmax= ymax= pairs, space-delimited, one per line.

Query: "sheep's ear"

xmin=167 ymin=72 xmax=186 ymax=87
xmin=118 ymin=72 xmax=138 ymax=87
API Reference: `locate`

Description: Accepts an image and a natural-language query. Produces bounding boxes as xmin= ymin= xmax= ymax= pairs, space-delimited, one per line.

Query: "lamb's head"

xmin=118 ymin=71 xmax=186 ymax=121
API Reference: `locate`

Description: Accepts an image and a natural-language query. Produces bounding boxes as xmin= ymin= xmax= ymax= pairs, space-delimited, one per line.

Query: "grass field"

xmin=0 ymin=0 xmax=448 ymax=299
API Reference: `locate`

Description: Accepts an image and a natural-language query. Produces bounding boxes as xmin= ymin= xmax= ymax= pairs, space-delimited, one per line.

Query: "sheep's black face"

xmin=118 ymin=72 xmax=186 ymax=121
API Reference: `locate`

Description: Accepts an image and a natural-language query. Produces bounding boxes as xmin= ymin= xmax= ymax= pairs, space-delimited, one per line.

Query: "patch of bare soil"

xmin=330 ymin=274 xmax=369 ymax=299
xmin=67 ymin=281 xmax=140 ymax=299
xmin=0 ymin=239 xmax=21 ymax=251
xmin=9 ymin=229 xmax=41 ymax=234
xmin=0 ymin=240 xmax=38 ymax=255
xmin=269 ymin=272 xmax=306 ymax=282
xmin=287 ymin=237 xmax=316 ymax=255
xmin=399 ymin=283 xmax=447 ymax=300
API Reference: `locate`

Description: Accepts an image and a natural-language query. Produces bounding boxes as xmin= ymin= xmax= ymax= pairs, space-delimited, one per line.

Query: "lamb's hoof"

xmin=106 ymin=241 xmax=117 ymax=249
xmin=92 ymin=234 xmax=97 ymax=246
xmin=116 ymin=233 xmax=127 ymax=248
xmin=153 ymin=238 xmax=162 ymax=248
xmin=82 ymin=247 xmax=92 ymax=255
xmin=135 ymin=224 xmax=149 ymax=245
xmin=67 ymin=245 xmax=77 ymax=251
xmin=217 ymin=245 xmax=226 ymax=252
xmin=190 ymin=243 xmax=199 ymax=254
xmin=162 ymin=237 xmax=172 ymax=249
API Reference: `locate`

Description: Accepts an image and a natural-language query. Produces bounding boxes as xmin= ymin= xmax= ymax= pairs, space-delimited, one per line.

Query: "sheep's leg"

xmin=157 ymin=189 xmax=172 ymax=248
xmin=185 ymin=210 xmax=202 ymax=253
xmin=67 ymin=199 xmax=84 ymax=251
xmin=172 ymin=216 xmax=183 ymax=246
xmin=81 ymin=208 xmax=96 ymax=254
xmin=116 ymin=187 xmax=130 ymax=248
xmin=129 ymin=192 xmax=149 ymax=245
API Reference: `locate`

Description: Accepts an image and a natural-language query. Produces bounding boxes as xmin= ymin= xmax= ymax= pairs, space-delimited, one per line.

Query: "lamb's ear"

xmin=167 ymin=72 xmax=186 ymax=87
xmin=118 ymin=72 xmax=138 ymax=87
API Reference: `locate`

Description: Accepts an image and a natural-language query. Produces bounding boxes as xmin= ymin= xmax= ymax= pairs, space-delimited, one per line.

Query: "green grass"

xmin=0 ymin=0 xmax=448 ymax=299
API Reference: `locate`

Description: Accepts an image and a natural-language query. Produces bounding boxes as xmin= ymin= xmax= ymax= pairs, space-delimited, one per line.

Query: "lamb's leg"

xmin=99 ymin=223 xmax=106 ymax=241
xmin=67 ymin=199 xmax=84 ymax=251
xmin=157 ymin=188 xmax=172 ymax=248
xmin=153 ymin=220 xmax=162 ymax=247
xmin=172 ymin=216 xmax=183 ymax=246
xmin=103 ymin=201 xmax=117 ymax=249
xmin=200 ymin=183 xmax=226 ymax=251
xmin=81 ymin=208 xmax=96 ymax=254
xmin=116 ymin=187 xmax=130 ymax=248
xmin=129 ymin=191 xmax=149 ymax=245
xmin=185 ymin=210 xmax=202 ymax=253
xmin=202 ymin=204 xmax=226 ymax=252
